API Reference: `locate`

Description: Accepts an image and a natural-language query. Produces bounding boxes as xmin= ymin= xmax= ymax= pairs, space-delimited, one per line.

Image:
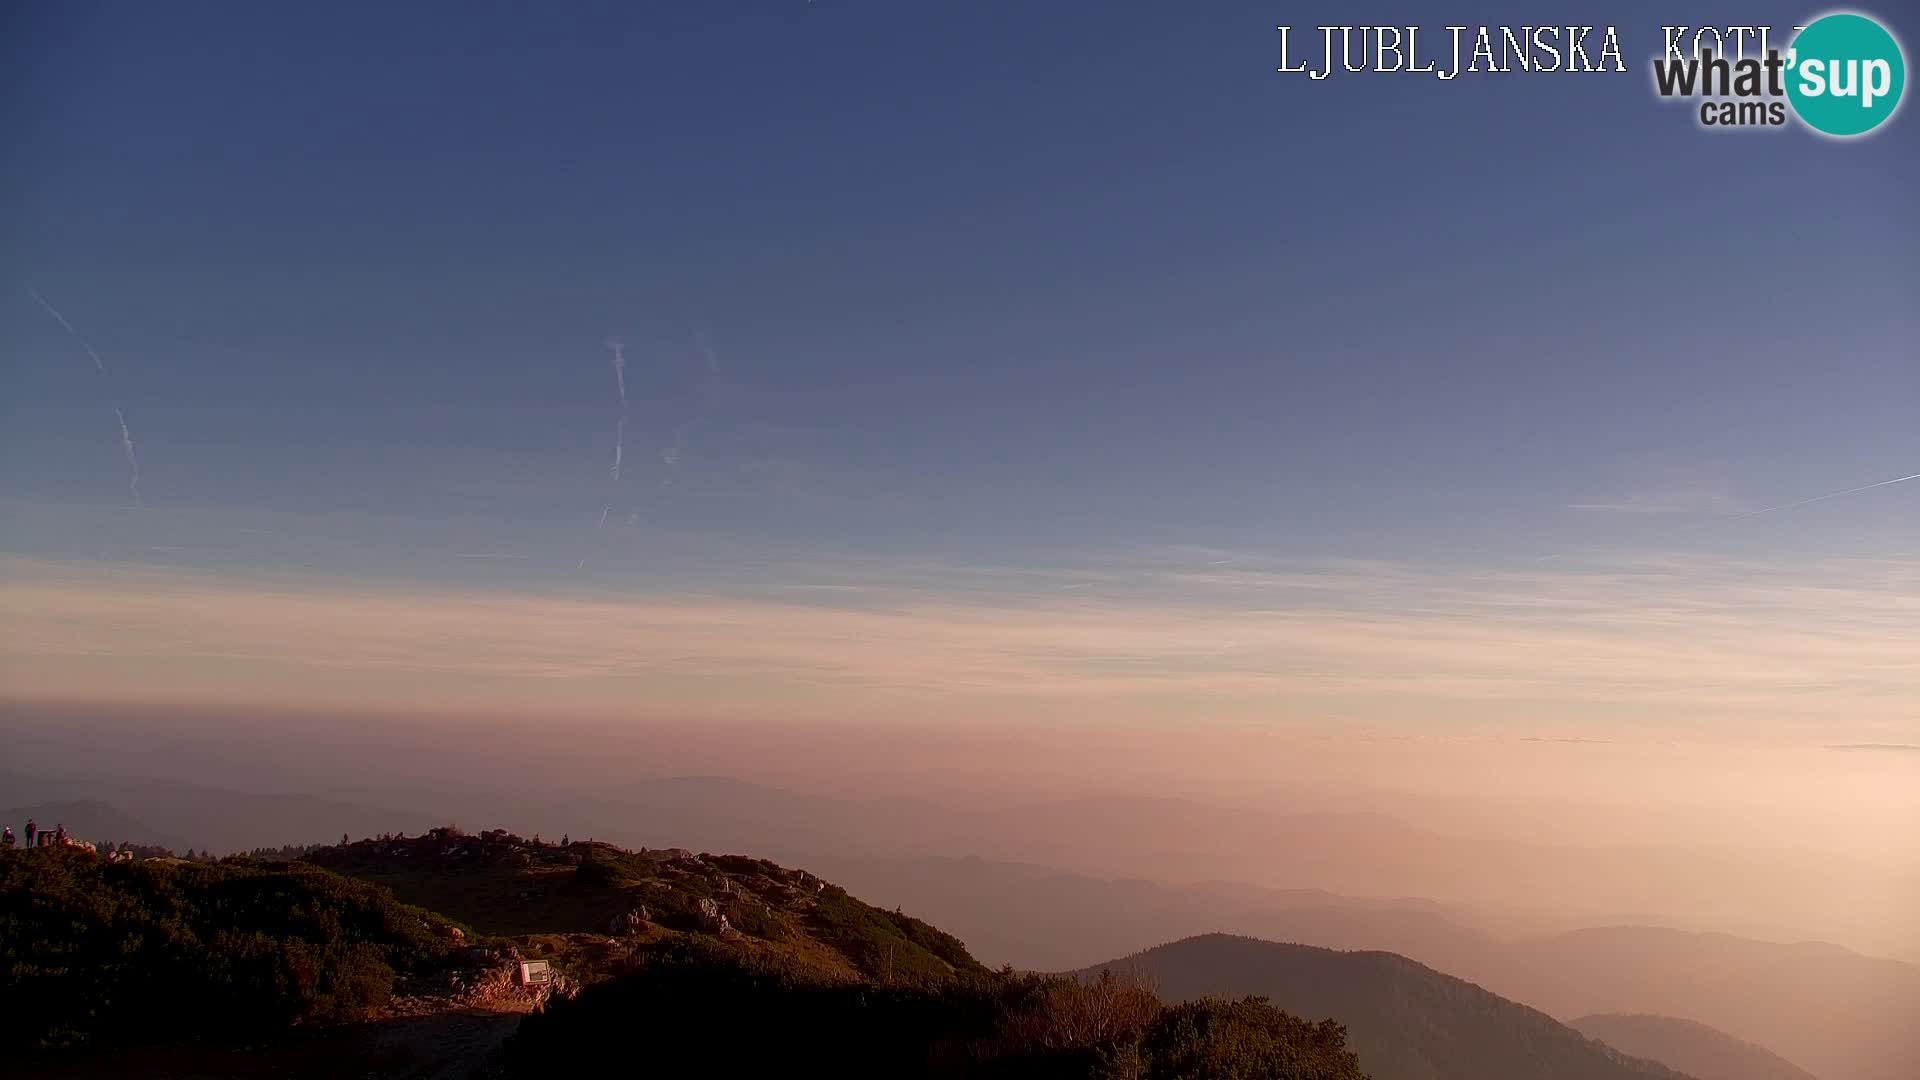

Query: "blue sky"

xmin=1 ymin=3 xmax=1915 ymax=737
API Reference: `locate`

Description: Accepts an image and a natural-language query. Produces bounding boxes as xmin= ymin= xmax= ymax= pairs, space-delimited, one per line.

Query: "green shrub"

xmin=809 ymin=885 xmax=984 ymax=982
xmin=0 ymin=847 xmax=469 ymax=1049
xmin=572 ymin=857 xmax=619 ymax=889
xmin=1136 ymin=998 xmax=1368 ymax=1080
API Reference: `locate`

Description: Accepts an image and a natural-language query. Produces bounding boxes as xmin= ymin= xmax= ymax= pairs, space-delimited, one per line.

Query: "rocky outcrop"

xmin=608 ymin=906 xmax=650 ymax=936
xmin=695 ymin=897 xmax=733 ymax=935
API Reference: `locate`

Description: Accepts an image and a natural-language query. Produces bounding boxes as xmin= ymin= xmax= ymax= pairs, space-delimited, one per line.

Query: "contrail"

xmin=606 ymin=337 xmax=627 ymax=407
xmin=661 ymin=420 xmax=695 ymax=468
xmin=659 ymin=422 xmax=696 ymax=486
xmin=696 ymin=328 xmax=720 ymax=377
xmin=114 ymin=407 xmax=141 ymax=504
xmin=660 ymin=414 xmax=705 ymax=482
xmin=1725 ymin=471 xmax=1920 ymax=521
xmin=30 ymin=284 xmax=145 ymax=504
xmin=657 ymin=330 xmax=718 ymax=488
xmin=580 ymin=502 xmax=609 ymax=570
xmin=28 ymin=286 xmax=105 ymax=373
xmin=1538 ymin=470 xmax=1920 ymax=561
xmin=581 ymin=335 xmax=630 ymax=572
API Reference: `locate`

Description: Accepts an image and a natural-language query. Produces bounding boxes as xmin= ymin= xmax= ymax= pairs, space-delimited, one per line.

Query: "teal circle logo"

xmin=1786 ymin=13 xmax=1906 ymax=136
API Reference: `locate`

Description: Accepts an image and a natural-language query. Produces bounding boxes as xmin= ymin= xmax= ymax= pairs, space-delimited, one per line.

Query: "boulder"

xmin=695 ymin=897 xmax=733 ymax=935
xmin=607 ymin=907 xmax=650 ymax=936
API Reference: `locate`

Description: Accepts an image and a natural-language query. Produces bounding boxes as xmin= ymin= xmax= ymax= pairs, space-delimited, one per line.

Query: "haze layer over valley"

xmin=7 ymin=698 xmax=1915 ymax=967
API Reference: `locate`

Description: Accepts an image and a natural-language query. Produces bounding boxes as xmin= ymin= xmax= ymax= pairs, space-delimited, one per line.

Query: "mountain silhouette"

xmin=1078 ymin=934 xmax=1693 ymax=1080
xmin=1569 ymin=1014 xmax=1819 ymax=1080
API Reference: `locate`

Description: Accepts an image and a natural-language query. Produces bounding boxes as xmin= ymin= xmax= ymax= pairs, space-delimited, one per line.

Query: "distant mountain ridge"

xmin=798 ymin=851 xmax=1498 ymax=973
xmin=1570 ymin=1014 xmax=1820 ymax=1080
xmin=0 ymin=799 xmax=186 ymax=851
xmin=1080 ymin=934 xmax=1692 ymax=1080
xmin=1487 ymin=926 xmax=1920 ymax=1080
xmin=0 ymin=772 xmax=421 ymax=854
xmin=804 ymin=853 xmax=1917 ymax=1080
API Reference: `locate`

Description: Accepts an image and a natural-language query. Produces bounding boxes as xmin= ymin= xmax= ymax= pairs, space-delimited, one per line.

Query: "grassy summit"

xmin=302 ymin=826 xmax=981 ymax=984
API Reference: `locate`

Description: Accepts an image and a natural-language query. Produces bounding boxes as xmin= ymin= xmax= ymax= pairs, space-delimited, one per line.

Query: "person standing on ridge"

xmin=24 ymin=819 xmax=36 ymax=849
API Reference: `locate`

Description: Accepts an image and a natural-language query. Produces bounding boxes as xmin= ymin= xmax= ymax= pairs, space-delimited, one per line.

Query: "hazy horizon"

xmin=5 ymin=695 xmax=1916 ymax=965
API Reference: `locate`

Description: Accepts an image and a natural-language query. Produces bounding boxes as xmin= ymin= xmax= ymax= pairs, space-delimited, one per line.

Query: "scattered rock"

xmin=695 ymin=897 xmax=733 ymax=935
xmin=607 ymin=907 xmax=649 ymax=937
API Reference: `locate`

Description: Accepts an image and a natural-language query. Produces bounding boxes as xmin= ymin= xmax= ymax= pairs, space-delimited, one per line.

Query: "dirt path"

xmin=362 ymin=1009 xmax=527 ymax=1080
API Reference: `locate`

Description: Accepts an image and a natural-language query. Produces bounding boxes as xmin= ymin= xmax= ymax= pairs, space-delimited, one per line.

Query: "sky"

xmin=2 ymin=2 xmax=1916 ymax=763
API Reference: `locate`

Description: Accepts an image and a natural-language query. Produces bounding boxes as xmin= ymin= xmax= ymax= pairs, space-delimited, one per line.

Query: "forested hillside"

xmin=499 ymin=940 xmax=1370 ymax=1079
xmin=1570 ymin=1014 xmax=1819 ymax=1080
